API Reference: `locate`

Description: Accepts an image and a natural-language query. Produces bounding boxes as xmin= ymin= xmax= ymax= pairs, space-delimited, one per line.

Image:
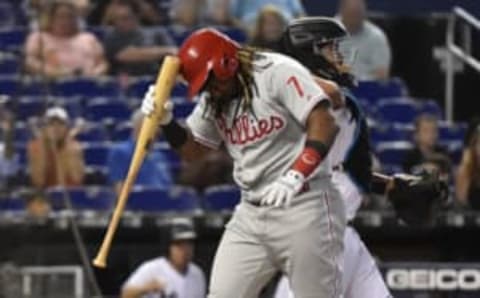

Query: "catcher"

xmin=274 ymin=17 xmax=448 ymax=298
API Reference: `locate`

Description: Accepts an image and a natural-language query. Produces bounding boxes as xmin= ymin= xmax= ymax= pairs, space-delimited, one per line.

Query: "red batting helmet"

xmin=178 ymin=28 xmax=240 ymax=99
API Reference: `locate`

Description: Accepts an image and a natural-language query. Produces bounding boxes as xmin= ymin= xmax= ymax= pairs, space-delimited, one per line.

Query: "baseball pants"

xmin=207 ymin=181 xmax=346 ymax=298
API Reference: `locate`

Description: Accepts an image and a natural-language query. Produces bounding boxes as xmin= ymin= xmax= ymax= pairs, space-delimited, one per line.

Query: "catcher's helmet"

xmin=282 ymin=17 xmax=355 ymax=87
xmin=178 ymin=28 xmax=240 ymax=99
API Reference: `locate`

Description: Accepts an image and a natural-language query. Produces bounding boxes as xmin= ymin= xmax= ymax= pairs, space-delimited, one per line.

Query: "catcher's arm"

xmin=370 ymin=171 xmax=449 ymax=226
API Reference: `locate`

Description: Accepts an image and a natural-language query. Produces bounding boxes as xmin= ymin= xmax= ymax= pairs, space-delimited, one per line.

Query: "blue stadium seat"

xmin=419 ymin=99 xmax=443 ymax=119
xmin=0 ymin=27 xmax=26 ymax=50
xmin=0 ymin=75 xmax=19 ymax=95
xmin=153 ymin=143 xmax=180 ymax=165
xmin=126 ymin=76 xmax=154 ymax=98
xmin=53 ymin=77 xmax=121 ymax=97
xmin=173 ymin=100 xmax=195 ymax=118
xmin=352 ymin=78 xmax=408 ymax=104
xmin=86 ymin=98 xmax=131 ymax=122
xmin=83 ymin=142 xmax=110 ymax=166
xmin=76 ymin=125 xmax=109 ymax=142
xmin=438 ymin=121 xmax=467 ymax=143
xmin=369 ymin=124 xmax=411 ymax=144
xmin=16 ymin=97 xmax=47 ymax=120
xmin=376 ymin=97 xmax=419 ymax=124
xmin=126 ymin=186 xmax=200 ymax=212
xmin=172 ymin=83 xmax=188 ymax=97
xmin=47 ymin=186 xmax=115 ymax=211
xmin=0 ymin=196 xmax=25 ymax=211
xmin=21 ymin=78 xmax=51 ymax=96
xmin=14 ymin=122 xmax=31 ymax=143
xmin=0 ymin=54 xmax=18 ymax=74
xmin=167 ymin=27 xmax=193 ymax=45
xmin=204 ymin=184 xmax=240 ymax=212
xmin=375 ymin=141 xmax=413 ymax=166
xmin=220 ymin=27 xmax=247 ymax=43
xmin=112 ymin=121 xmax=132 ymax=141
xmin=14 ymin=143 xmax=26 ymax=166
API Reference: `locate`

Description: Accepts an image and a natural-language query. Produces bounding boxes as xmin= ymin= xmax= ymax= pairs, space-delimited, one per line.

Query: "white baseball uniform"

xmin=186 ymin=52 xmax=346 ymax=298
xmin=274 ymin=94 xmax=392 ymax=298
xmin=122 ymin=257 xmax=206 ymax=298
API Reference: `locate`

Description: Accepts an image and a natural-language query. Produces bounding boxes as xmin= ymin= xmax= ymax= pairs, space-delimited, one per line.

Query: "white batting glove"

xmin=141 ymin=85 xmax=174 ymax=125
xmin=260 ymin=170 xmax=305 ymax=208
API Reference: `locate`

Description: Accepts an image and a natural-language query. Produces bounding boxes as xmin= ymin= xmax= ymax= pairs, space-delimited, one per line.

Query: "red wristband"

xmin=292 ymin=147 xmax=323 ymax=177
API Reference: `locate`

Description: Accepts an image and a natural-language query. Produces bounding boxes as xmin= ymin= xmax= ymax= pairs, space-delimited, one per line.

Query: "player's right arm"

xmin=141 ymin=86 xmax=220 ymax=162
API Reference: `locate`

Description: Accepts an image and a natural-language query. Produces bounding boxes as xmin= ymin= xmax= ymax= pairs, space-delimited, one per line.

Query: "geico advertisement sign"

xmin=386 ymin=269 xmax=480 ymax=290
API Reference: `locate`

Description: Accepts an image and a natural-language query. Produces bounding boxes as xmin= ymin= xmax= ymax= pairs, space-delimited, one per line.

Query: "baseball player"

xmin=121 ymin=218 xmax=206 ymax=298
xmin=273 ymin=17 xmax=447 ymax=298
xmin=141 ymin=28 xmax=346 ymax=298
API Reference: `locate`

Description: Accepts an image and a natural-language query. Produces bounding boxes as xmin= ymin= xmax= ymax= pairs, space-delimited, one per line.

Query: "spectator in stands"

xmin=107 ymin=109 xmax=173 ymax=195
xmin=455 ymin=125 xmax=480 ymax=210
xmin=420 ymin=153 xmax=452 ymax=183
xmin=27 ymin=107 xmax=85 ymax=189
xmin=178 ymin=149 xmax=233 ymax=193
xmin=104 ymin=1 xmax=176 ymax=77
xmin=24 ymin=1 xmax=108 ymax=78
xmin=24 ymin=190 xmax=51 ymax=219
xmin=170 ymin=0 xmax=201 ymax=29
xmin=338 ymin=0 xmax=391 ymax=80
xmin=0 ymin=106 xmax=19 ymax=193
xmin=89 ymin=0 xmax=162 ymax=26
xmin=230 ymin=0 xmax=305 ymax=28
xmin=25 ymin=0 xmax=91 ymax=27
xmin=402 ymin=114 xmax=447 ymax=173
xmin=202 ymin=0 xmax=240 ymax=27
xmin=248 ymin=5 xmax=287 ymax=51
xmin=121 ymin=218 xmax=206 ymax=298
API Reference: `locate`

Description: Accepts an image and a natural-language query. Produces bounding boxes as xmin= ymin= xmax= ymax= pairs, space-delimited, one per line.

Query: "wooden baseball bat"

xmin=93 ymin=56 xmax=180 ymax=268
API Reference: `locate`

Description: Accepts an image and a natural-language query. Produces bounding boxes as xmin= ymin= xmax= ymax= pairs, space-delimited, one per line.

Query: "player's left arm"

xmin=261 ymin=59 xmax=338 ymax=207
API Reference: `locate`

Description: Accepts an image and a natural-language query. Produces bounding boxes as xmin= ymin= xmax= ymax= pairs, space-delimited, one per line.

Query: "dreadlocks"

xmin=204 ymin=46 xmax=260 ymax=120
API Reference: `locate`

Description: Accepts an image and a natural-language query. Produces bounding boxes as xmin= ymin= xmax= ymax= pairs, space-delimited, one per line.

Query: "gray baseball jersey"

xmin=186 ymin=52 xmax=346 ymax=298
xmin=186 ymin=52 xmax=333 ymax=202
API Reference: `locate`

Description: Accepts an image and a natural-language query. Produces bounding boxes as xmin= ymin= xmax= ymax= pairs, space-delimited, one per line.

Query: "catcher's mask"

xmin=282 ymin=17 xmax=357 ymax=88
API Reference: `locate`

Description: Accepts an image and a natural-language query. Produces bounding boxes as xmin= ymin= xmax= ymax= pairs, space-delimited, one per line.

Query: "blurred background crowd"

xmin=1 ymin=0 xmax=480 ymax=297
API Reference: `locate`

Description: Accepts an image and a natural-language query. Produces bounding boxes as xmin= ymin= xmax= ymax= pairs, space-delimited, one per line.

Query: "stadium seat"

xmin=15 ymin=97 xmax=47 ymax=120
xmin=419 ymin=99 xmax=443 ymax=119
xmin=20 ymin=77 xmax=51 ymax=96
xmin=0 ymin=75 xmax=19 ymax=95
xmin=126 ymin=186 xmax=200 ymax=212
xmin=153 ymin=143 xmax=180 ymax=165
xmin=86 ymin=98 xmax=131 ymax=122
xmin=126 ymin=76 xmax=154 ymax=98
xmin=47 ymin=186 xmax=115 ymax=211
xmin=369 ymin=123 xmax=411 ymax=144
xmin=84 ymin=166 xmax=108 ymax=186
xmin=221 ymin=27 xmax=247 ymax=43
xmin=0 ymin=54 xmax=18 ymax=74
xmin=351 ymin=78 xmax=408 ymax=104
xmin=83 ymin=142 xmax=110 ymax=166
xmin=112 ymin=121 xmax=132 ymax=141
xmin=375 ymin=141 xmax=413 ymax=166
xmin=14 ymin=143 xmax=26 ymax=166
xmin=438 ymin=121 xmax=467 ymax=142
xmin=172 ymin=83 xmax=188 ymax=97
xmin=76 ymin=125 xmax=109 ymax=142
xmin=0 ymin=27 xmax=26 ymax=50
xmin=167 ymin=27 xmax=193 ymax=45
xmin=0 ymin=196 xmax=25 ymax=211
xmin=204 ymin=184 xmax=240 ymax=212
xmin=14 ymin=122 xmax=31 ymax=143
xmin=376 ymin=97 xmax=419 ymax=124
xmin=173 ymin=100 xmax=195 ymax=118
xmin=53 ymin=77 xmax=121 ymax=97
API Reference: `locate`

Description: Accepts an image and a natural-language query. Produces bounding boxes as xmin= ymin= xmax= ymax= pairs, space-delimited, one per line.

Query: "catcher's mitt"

xmin=388 ymin=171 xmax=449 ymax=226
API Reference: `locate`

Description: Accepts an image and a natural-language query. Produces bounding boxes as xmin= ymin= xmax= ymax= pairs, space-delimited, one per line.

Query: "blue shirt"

xmin=107 ymin=139 xmax=173 ymax=188
xmin=230 ymin=0 xmax=305 ymax=24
